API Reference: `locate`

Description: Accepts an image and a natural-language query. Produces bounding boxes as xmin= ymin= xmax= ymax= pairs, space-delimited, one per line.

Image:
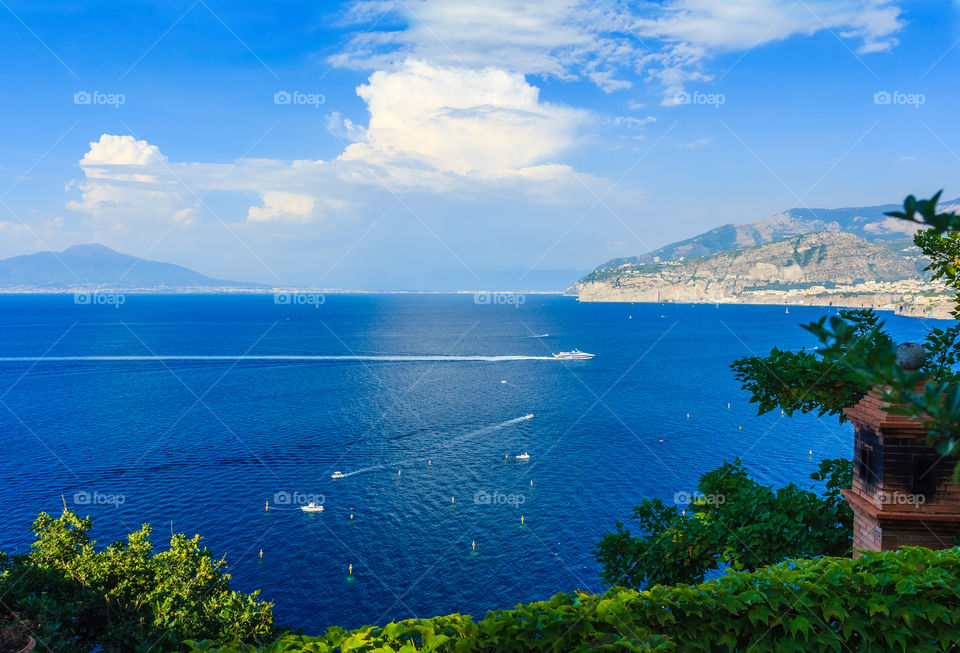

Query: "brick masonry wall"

xmin=847 ymin=393 xmax=960 ymax=553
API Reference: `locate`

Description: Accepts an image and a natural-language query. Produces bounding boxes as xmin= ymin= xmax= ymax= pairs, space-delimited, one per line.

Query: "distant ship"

xmin=331 ymin=471 xmax=345 ymax=479
xmin=516 ymin=452 xmax=530 ymax=460
xmin=553 ymin=349 xmax=595 ymax=360
xmin=301 ymin=503 xmax=324 ymax=512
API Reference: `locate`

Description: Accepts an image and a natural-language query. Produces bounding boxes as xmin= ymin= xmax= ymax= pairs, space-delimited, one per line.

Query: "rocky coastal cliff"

xmin=568 ymin=232 xmax=953 ymax=318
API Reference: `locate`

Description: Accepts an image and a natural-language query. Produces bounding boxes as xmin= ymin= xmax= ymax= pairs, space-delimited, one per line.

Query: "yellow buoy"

xmin=398 ymin=469 xmax=401 ymax=476
xmin=428 ymin=460 xmax=431 ymax=466
xmin=259 ymin=549 xmax=263 ymax=559
xmin=349 ymin=563 xmax=353 ymax=575
xmin=738 ymin=426 xmax=742 ymax=431
xmin=265 ymin=501 xmax=269 ymax=512
xmin=521 ymin=515 xmax=524 ymax=525
xmin=530 ymin=480 xmax=533 ymax=487
xmin=472 ymin=540 xmax=475 ymax=551
xmin=809 ymin=450 xmax=813 ymax=456
xmin=451 ymin=496 xmax=455 ymax=504
xmin=686 ymin=413 xmax=690 ymax=419
xmin=350 ymin=513 xmax=354 ymax=520
xmin=682 ymin=510 xmax=685 ymax=517
xmin=727 ymin=402 xmax=730 ymax=409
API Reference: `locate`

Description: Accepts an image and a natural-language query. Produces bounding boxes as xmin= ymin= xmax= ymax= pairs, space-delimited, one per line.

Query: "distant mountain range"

xmin=0 ymin=244 xmax=263 ymax=291
xmin=597 ymin=199 xmax=960 ymax=269
xmin=570 ymin=198 xmax=960 ymax=318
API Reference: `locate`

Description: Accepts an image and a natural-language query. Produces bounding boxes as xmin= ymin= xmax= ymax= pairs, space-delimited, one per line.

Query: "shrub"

xmin=185 ymin=546 xmax=960 ymax=652
xmin=0 ymin=509 xmax=274 ymax=652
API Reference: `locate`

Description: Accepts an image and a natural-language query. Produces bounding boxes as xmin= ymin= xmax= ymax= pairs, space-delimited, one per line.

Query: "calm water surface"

xmin=0 ymin=294 xmax=939 ymax=631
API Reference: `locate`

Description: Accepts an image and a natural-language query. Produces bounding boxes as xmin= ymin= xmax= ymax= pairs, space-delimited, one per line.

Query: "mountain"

xmin=596 ymin=198 xmax=960 ymax=270
xmin=569 ymin=231 xmax=952 ymax=318
xmin=0 ymin=244 xmax=263 ymax=290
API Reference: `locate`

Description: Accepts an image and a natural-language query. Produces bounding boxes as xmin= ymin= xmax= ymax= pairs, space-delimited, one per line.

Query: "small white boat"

xmin=331 ymin=471 xmax=345 ymax=479
xmin=553 ymin=349 xmax=595 ymax=360
xmin=301 ymin=502 xmax=324 ymax=512
xmin=516 ymin=452 xmax=530 ymax=460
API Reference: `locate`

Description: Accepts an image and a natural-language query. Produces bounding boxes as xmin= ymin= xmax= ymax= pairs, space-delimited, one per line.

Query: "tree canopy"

xmin=0 ymin=508 xmax=275 ymax=652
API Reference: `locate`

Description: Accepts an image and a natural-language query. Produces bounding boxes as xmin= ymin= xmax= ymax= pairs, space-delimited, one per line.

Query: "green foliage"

xmin=593 ymin=458 xmax=851 ymax=588
xmin=731 ymin=347 xmax=862 ymax=420
xmin=803 ymin=313 xmax=960 ymax=463
xmin=923 ymin=324 xmax=960 ymax=383
xmin=907 ymin=205 xmax=960 ymax=318
xmin=730 ymin=309 xmax=891 ymax=421
xmin=185 ymin=547 xmax=960 ymax=652
xmin=0 ymin=508 xmax=274 ymax=652
xmin=732 ymin=194 xmax=960 ymax=473
xmin=886 ymin=190 xmax=960 ymax=234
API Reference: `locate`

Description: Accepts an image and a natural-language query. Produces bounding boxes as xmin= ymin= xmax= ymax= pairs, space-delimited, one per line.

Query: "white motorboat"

xmin=516 ymin=452 xmax=530 ymax=460
xmin=553 ymin=349 xmax=595 ymax=360
xmin=331 ymin=471 xmax=345 ymax=479
xmin=301 ymin=502 xmax=324 ymax=512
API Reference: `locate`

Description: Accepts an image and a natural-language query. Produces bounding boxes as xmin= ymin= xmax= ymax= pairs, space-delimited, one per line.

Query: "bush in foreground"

xmin=0 ymin=509 xmax=274 ymax=652
xmin=187 ymin=546 xmax=960 ymax=652
xmin=594 ymin=458 xmax=852 ymax=588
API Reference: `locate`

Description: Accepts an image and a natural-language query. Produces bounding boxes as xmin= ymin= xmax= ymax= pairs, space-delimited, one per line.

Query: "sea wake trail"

xmin=0 ymin=355 xmax=556 ymax=362
xmin=334 ymin=414 xmax=534 ymax=479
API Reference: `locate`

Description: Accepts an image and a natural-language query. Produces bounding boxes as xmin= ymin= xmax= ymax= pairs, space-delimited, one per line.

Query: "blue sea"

xmin=0 ymin=294 xmax=941 ymax=632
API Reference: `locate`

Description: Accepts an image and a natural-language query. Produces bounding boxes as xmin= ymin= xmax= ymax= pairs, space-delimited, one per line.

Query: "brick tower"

xmin=841 ymin=343 xmax=960 ymax=554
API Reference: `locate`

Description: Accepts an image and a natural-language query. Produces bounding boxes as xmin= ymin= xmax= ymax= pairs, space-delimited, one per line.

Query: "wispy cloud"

xmin=333 ymin=0 xmax=905 ymax=99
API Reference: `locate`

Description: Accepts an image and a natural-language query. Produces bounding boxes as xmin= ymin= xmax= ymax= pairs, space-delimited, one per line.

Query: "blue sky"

xmin=0 ymin=0 xmax=957 ymax=289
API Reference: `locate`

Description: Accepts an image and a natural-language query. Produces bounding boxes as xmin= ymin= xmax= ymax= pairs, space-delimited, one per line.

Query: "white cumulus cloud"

xmin=340 ymin=60 xmax=588 ymax=177
xmin=247 ymin=192 xmax=317 ymax=223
